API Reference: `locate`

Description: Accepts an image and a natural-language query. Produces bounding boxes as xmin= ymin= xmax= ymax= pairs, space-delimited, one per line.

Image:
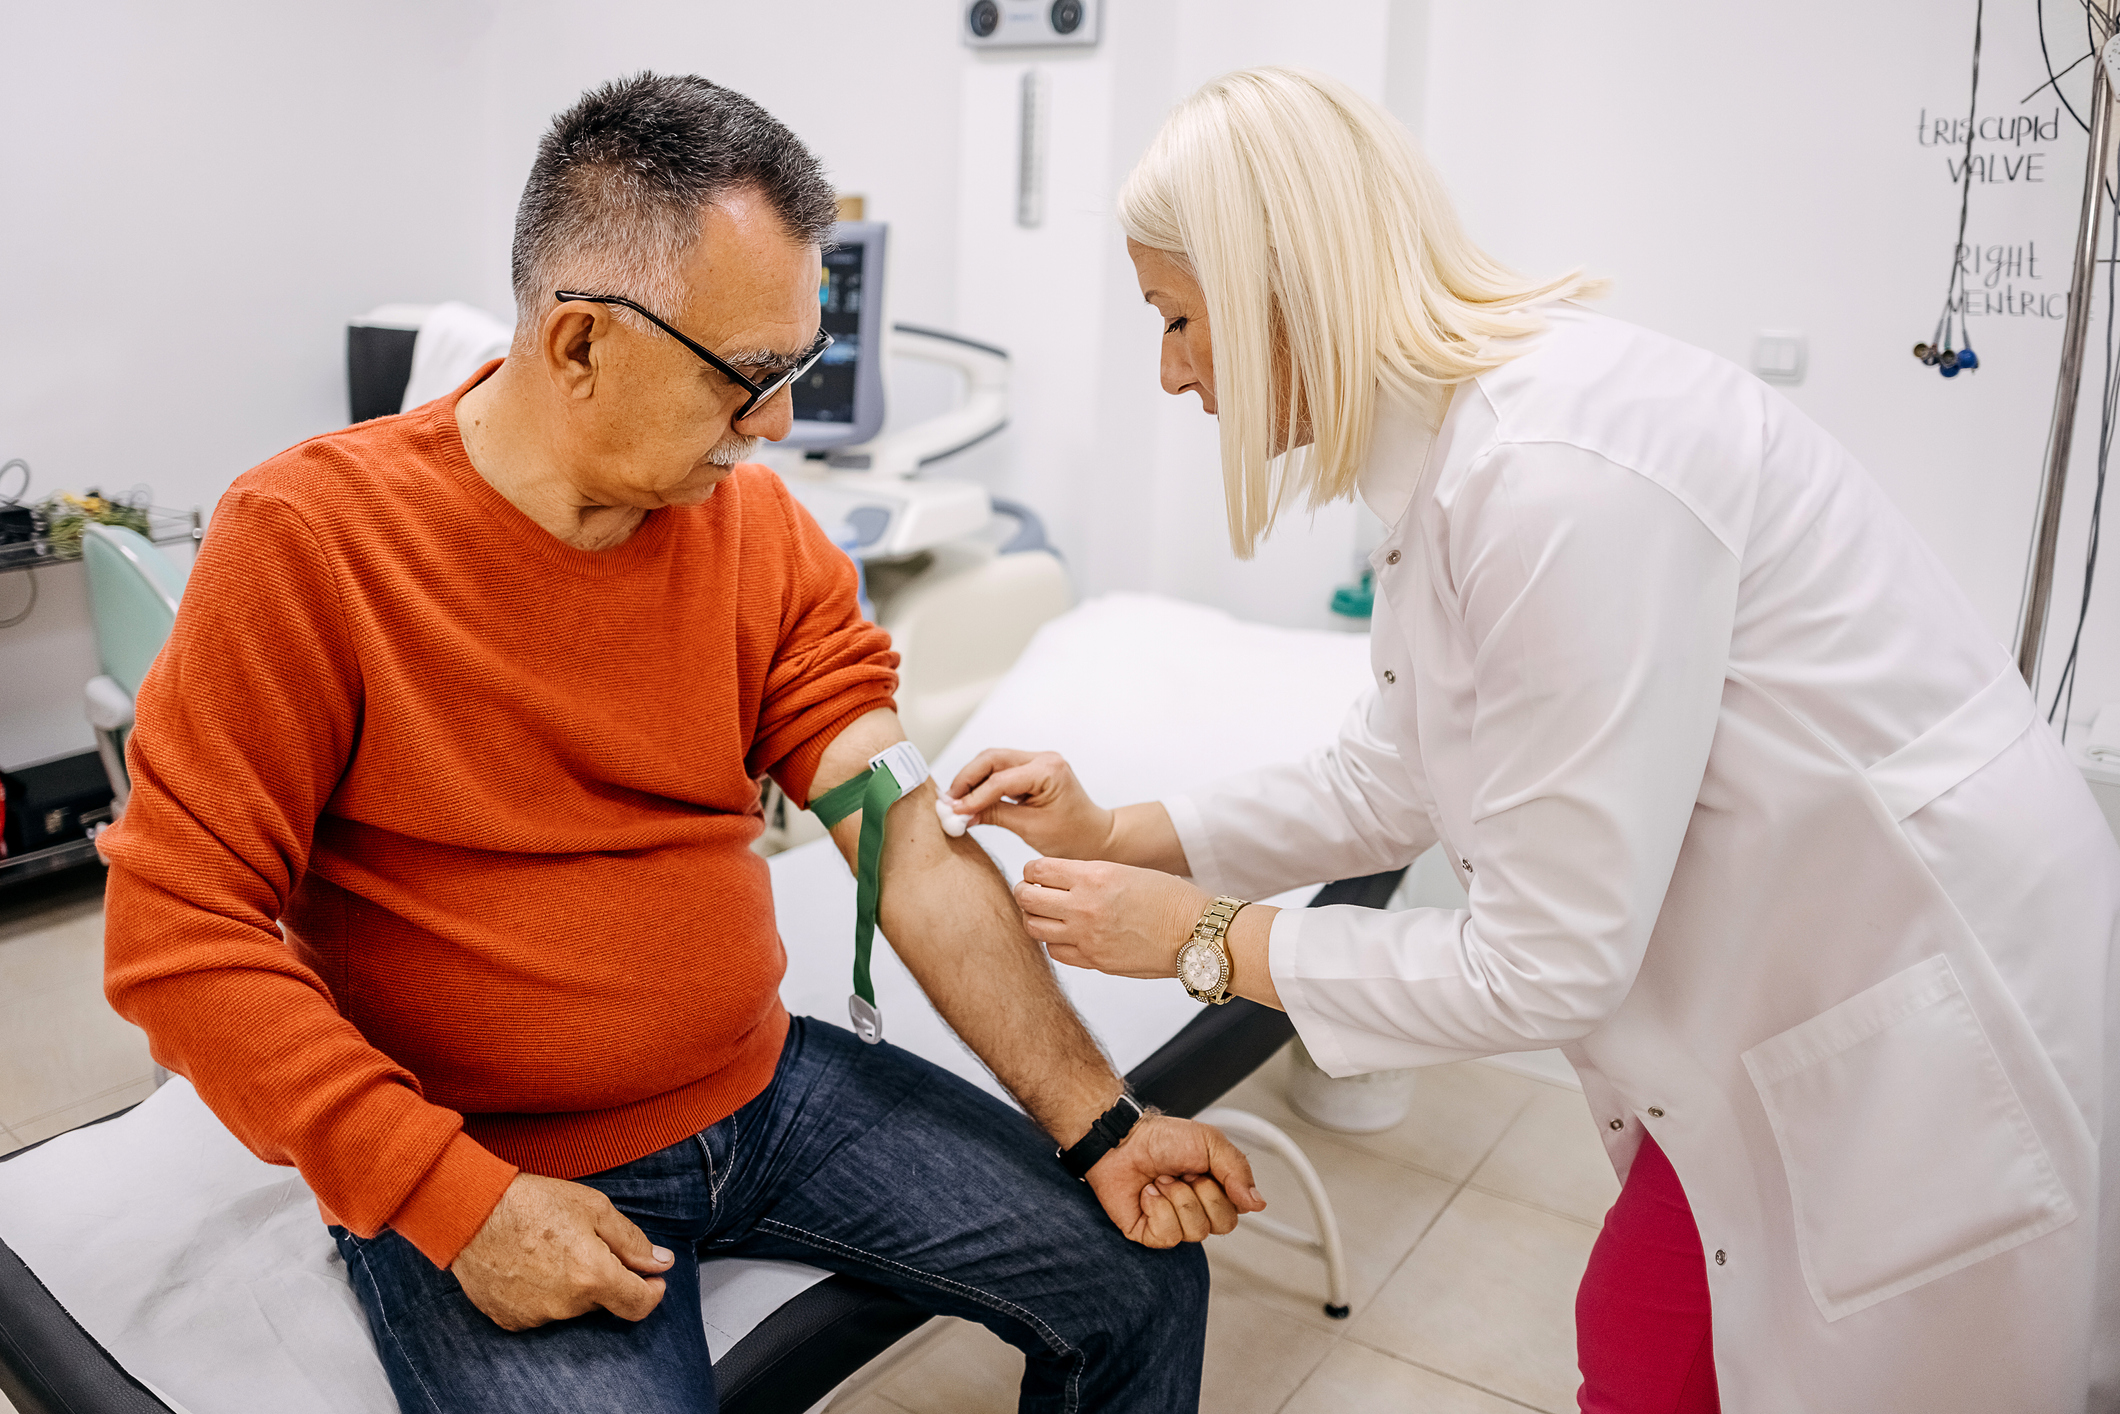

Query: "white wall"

xmin=22 ymin=2 xmax=2085 ymax=773
xmin=0 ymin=0 xmax=496 ymax=764
xmin=949 ymin=0 xmax=1411 ymax=632
xmin=0 ymin=0 xmax=974 ymax=766
xmin=1422 ymin=0 xmax=2111 ymax=723
xmin=0 ymin=0 xmax=1415 ymax=768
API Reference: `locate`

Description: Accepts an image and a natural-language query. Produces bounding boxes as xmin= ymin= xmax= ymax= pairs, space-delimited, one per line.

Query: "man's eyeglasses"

xmin=553 ymin=291 xmax=833 ymax=423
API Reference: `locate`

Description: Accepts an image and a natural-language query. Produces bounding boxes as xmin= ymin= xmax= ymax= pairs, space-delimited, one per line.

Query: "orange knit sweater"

xmin=100 ymin=369 xmax=896 ymax=1268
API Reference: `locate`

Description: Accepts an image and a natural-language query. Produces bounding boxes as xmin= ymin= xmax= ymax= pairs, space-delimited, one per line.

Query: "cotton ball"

xmin=935 ymin=795 xmax=972 ymax=837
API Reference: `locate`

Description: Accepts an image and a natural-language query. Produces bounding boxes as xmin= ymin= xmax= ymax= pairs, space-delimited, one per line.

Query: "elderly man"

xmin=99 ymin=73 xmax=1256 ymax=1414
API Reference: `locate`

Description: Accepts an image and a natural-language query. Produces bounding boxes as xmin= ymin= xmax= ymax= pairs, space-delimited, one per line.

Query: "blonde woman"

xmin=948 ymin=67 xmax=2120 ymax=1414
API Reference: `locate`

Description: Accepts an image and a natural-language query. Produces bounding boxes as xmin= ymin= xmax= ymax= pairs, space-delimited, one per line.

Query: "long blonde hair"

xmin=1118 ymin=67 xmax=1602 ymax=556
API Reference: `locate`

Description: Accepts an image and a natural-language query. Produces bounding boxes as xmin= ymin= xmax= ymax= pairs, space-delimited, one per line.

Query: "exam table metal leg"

xmin=1196 ymin=1106 xmax=1352 ymax=1319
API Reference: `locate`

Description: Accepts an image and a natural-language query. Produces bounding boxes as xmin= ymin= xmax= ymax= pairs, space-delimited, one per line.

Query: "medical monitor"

xmin=785 ymin=221 xmax=888 ymax=449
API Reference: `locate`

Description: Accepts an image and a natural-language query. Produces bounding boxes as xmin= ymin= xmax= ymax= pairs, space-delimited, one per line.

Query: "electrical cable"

xmin=1948 ymin=0 xmax=1985 ymax=360
xmin=2035 ymin=0 xmax=2117 ymax=204
xmin=0 ymin=571 xmax=36 ymax=630
xmin=2016 ymin=3 xmax=2107 ymax=651
xmin=2024 ymin=46 xmax=2094 ymax=106
xmin=2041 ymin=0 xmax=2091 ymax=132
xmin=2046 ymin=148 xmax=2120 ymax=736
xmin=1916 ymin=0 xmax=1986 ymax=376
xmin=2019 ymin=1 xmax=2120 ymax=727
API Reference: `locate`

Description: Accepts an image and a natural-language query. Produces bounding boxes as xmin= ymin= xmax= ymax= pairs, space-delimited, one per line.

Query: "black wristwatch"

xmin=1057 ymin=1094 xmax=1145 ymax=1181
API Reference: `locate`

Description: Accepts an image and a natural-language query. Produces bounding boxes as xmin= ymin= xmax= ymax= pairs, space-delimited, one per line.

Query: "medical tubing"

xmin=807 ymin=763 xmax=912 ymax=1007
xmin=0 ymin=569 xmax=34 ymax=629
xmin=2048 ymin=162 xmax=2120 ymax=733
xmin=2039 ymin=0 xmax=2090 ymax=135
xmin=2018 ymin=35 xmax=2118 ymax=684
xmin=1937 ymin=0 xmax=1985 ymax=352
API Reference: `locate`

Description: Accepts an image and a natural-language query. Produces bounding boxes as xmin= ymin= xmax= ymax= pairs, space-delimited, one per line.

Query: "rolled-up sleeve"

xmin=1264 ymin=442 xmax=1735 ymax=1075
xmin=746 ymin=477 xmax=900 ymax=805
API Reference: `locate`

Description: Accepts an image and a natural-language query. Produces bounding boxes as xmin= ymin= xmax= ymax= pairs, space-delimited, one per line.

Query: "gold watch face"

xmin=1178 ymin=941 xmax=1226 ymax=994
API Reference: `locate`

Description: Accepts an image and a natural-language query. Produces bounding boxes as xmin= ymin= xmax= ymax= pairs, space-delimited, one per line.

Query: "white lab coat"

xmin=1167 ymin=306 xmax=2120 ymax=1413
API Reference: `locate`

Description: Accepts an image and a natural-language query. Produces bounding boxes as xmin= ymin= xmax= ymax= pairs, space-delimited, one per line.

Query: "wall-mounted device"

xmin=963 ymin=0 xmax=1101 ymax=49
xmin=1752 ymin=331 xmax=1807 ymax=387
xmin=1017 ymin=70 xmax=1047 ymax=229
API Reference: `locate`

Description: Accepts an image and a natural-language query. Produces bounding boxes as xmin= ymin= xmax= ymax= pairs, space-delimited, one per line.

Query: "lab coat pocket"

xmin=1741 ymin=954 xmax=2075 ymax=1322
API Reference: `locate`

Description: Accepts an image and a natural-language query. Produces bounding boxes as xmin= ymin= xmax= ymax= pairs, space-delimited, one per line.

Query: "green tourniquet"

xmin=809 ymin=762 xmax=913 ymax=1007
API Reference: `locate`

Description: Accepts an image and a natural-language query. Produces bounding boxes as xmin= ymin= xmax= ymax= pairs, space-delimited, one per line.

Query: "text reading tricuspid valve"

xmin=1917 ymin=108 xmax=2063 ymax=183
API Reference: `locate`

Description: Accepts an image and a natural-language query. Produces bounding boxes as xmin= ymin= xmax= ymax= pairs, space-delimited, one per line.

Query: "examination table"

xmin=0 ymin=593 xmax=1391 ymax=1414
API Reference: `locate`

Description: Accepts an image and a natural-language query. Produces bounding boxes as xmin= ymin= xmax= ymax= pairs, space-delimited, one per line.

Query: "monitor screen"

xmin=783 ymin=222 xmax=886 ymax=449
xmin=793 ymin=244 xmax=866 ymax=427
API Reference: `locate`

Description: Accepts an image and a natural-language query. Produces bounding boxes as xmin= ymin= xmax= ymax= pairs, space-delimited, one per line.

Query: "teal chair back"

xmin=81 ymin=523 xmax=187 ymax=699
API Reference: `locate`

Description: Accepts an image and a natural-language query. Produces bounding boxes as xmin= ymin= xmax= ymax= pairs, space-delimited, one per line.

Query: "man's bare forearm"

xmin=814 ymin=712 xmax=1124 ymax=1146
xmin=880 ymin=788 xmax=1124 ymax=1144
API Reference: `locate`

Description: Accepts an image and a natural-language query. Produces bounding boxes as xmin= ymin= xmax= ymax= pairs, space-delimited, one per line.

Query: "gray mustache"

xmin=708 ymin=435 xmax=759 ymax=468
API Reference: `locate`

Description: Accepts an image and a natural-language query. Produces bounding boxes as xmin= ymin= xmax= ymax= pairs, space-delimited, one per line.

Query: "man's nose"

xmin=735 ymin=384 xmax=797 ymax=442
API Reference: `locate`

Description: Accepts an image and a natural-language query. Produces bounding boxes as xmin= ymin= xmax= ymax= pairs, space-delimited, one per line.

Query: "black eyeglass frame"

xmin=552 ymin=290 xmax=833 ymax=423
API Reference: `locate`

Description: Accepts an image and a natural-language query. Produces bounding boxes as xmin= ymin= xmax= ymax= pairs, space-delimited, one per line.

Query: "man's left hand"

xmin=1085 ymin=1113 xmax=1265 ymax=1247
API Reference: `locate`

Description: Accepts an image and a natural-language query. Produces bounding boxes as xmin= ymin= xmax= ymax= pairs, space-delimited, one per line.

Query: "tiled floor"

xmin=0 ymin=867 xmax=155 ymax=1152
xmin=0 ymin=867 xmax=1617 ymax=1414
xmin=837 ymin=1044 xmax=1613 ymax=1414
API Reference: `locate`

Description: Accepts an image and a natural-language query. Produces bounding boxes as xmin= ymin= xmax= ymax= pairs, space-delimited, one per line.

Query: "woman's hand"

xmin=1014 ymin=857 xmax=1208 ymax=978
xmin=948 ymin=750 xmax=1196 ymax=874
xmin=948 ymin=749 xmax=1116 ymax=860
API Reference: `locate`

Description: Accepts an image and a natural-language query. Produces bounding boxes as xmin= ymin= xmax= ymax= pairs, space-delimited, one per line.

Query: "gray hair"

xmin=510 ymin=73 xmax=837 ymax=345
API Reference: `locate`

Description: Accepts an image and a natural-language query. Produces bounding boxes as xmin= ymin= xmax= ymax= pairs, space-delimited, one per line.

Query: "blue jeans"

xmin=332 ymin=1017 xmax=1208 ymax=1412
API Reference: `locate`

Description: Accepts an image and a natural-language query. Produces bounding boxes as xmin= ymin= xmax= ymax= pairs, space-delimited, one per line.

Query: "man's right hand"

xmin=449 ymin=1172 xmax=675 ymax=1330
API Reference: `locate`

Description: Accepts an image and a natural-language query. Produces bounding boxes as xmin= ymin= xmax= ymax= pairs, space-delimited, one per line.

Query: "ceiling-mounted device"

xmin=963 ymin=0 xmax=1101 ymax=49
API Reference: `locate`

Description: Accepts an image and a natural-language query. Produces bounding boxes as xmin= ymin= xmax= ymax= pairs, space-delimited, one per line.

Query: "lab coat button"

xmin=1382 ymin=669 xmax=1396 ymax=684
xmin=1385 ymin=549 xmax=1401 ymax=564
xmin=1460 ymin=857 xmax=1473 ymax=874
xmin=1647 ymin=1107 xmax=1664 ymax=1117
xmin=1608 ymin=1119 xmax=1624 ymax=1131
xmin=1715 ymin=1250 xmax=1727 ymax=1266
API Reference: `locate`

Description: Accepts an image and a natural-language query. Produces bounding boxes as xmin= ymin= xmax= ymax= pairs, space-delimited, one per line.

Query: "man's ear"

xmin=541 ymin=305 xmax=604 ymax=401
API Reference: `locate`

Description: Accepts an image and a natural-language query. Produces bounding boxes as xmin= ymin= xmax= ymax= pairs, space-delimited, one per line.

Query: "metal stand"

xmin=0 ymin=836 xmax=102 ymax=890
xmin=2018 ymin=39 xmax=2120 ymax=686
xmin=1197 ymin=1106 xmax=1353 ymax=1319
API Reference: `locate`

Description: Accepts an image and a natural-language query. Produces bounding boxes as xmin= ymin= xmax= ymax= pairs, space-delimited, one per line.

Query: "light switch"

xmin=1753 ymin=331 xmax=1807 ymax=386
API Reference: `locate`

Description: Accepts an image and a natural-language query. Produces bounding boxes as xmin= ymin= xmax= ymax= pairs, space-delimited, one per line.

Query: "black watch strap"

xmin=1057 ymin=1094 xmax=1145 ymax=1181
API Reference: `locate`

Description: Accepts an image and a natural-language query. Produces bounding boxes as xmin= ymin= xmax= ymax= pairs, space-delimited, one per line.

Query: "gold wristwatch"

xmin=1177 ymin=895 xmax=1248 ymax=1005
